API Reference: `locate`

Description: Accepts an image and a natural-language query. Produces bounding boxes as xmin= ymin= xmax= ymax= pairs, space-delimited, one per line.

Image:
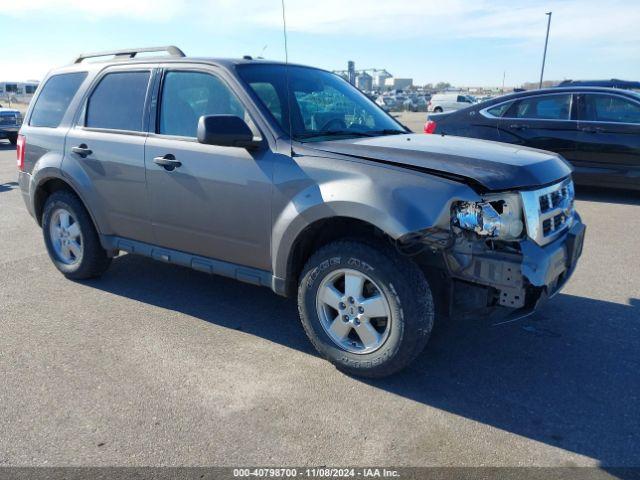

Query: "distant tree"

xmin=435 ymin=82 xmax=451 ymax=91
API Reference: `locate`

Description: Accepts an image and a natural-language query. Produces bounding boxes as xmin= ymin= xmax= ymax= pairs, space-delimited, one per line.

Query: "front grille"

xmin=542 ymin=213 xmax=568 ymax=236
xmin=521 ymin=179 xmax=575 ymax=246
xmin=539 ymin=185 xmax=570 ymax=213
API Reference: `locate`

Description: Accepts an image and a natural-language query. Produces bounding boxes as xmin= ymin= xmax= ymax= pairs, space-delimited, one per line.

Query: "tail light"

xmin=424 ymin=120 xmax=437 ymax=134
xmin=16 ymin=134 xmax=26 ymax=171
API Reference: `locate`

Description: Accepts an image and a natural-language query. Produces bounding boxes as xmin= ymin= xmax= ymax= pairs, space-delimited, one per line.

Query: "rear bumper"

xmin=18 ymin=170 xmax=36 ymax=219
xmin=443 ymin=216 xmax=586 ymax=319
xmin=0 ymin=127 xmax=19 ymax=138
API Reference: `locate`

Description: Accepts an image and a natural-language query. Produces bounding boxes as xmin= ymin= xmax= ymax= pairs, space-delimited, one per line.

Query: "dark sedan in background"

xmin=424 ymin=87 xmax=640 ymax=190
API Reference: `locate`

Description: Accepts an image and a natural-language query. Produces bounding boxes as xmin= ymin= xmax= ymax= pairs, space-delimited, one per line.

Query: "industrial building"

xmin=385 ymin=77 xmax=413 ymax=90
xmin=333 ymin=61 xmax=409 ymax=93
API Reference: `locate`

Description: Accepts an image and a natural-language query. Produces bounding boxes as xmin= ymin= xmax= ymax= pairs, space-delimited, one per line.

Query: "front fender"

xmin=270 ymin=153 xmax=480 ymax=281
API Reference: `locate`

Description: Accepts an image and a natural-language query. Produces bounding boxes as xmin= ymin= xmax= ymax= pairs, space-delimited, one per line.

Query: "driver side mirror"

xmin=197 ymin=115 xmax=261 ymax=150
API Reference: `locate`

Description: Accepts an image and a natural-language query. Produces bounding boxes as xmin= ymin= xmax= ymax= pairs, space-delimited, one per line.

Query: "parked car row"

xmin=425 ymin=86 xmax=640 ymax=190
xmin=375 ymin=91 xmax=431 ymax=112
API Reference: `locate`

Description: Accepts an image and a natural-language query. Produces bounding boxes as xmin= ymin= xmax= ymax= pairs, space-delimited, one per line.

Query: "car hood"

xmin=0 ymin=108 xmax=20 ymax=114
xmin=306 ymin=134 xmax=572 ymax=191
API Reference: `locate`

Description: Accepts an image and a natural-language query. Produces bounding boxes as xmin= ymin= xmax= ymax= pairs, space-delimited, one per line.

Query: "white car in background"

xmin=427 ymin=93 xmax=475 ymax=113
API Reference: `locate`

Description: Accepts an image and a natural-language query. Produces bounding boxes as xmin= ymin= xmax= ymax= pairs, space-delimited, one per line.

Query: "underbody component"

xmin=410 ymin=215 xmax=585 ymax=316
xmin=443 ymin=237 xmax=526 ymax=309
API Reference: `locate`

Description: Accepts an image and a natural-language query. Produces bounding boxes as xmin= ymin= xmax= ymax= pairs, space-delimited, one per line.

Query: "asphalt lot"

xmin=394 ymin=111 xmax=428 ymax=133
xmin=0 ymin=141 xmax=639 ymax=468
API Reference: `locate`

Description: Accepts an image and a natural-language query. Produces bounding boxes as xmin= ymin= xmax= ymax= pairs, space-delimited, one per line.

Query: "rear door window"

xmin=579 ymin=94 xmax=640 ymax=124
xmin=29 ymin=72 xmax=87 ymax=128
xmin=507 ymin=94 xmax=572 ymax=120
xmin=86 ymin=71 xmax=151 ymax=132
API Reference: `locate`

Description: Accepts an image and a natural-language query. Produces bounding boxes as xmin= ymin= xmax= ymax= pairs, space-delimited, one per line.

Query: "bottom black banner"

xmin=0 ymin=467 xmax=638 ymax=480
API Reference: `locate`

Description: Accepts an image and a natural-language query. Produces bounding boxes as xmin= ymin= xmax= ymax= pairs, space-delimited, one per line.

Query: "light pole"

xmin=539 ymin=11 xmax=552 ymax=89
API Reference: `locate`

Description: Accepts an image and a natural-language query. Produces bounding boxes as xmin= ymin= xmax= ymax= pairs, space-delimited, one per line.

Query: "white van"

xmin=427 ymin=93 xmax=475 ymax=113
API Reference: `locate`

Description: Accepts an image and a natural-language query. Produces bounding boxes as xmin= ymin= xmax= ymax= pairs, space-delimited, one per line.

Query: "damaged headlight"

xmin=452 ymin=193 xmax=524 ymax=240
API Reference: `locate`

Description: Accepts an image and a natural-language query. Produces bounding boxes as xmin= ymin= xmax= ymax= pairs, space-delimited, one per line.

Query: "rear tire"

xmin=298 ymin=240 xmax=434 ymax=378
xmin=8 ymin=134 xmax=17 ymax=146
xmin=434 ymin=107 xmax=443 ymax=113
xmin=42 ymin=190 xmax=111 ymax=279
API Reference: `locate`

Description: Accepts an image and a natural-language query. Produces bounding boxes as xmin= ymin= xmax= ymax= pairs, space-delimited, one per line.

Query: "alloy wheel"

xmin=49 ymin=208 xmax=83 ymax=265
xmin=315 ymin=268 xmax=392 ymax=354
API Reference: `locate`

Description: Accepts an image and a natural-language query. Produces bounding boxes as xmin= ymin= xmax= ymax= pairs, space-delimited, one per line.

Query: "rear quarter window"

xmin=486 ymin=102 xmax=512 ymax=117
xmin=29 ymin=72 xmax=87 ymax=128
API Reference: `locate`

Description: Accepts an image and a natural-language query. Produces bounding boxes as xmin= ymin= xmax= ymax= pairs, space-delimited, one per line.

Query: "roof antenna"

xmin=281 ymin=0 xmax=294 ymax=157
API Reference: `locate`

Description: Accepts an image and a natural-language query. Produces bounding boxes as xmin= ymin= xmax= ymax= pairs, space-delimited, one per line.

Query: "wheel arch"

xmin=33 ymin=174 xmax=100 ymax=234
xmin=278 ymin=215 xmax=395 ymax=297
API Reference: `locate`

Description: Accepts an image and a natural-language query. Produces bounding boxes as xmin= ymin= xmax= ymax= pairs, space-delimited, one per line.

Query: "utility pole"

xmin=502 ymin=71 xmax=506 ymax=93
xmin=539 ymin=11 xmax=552 ymax=89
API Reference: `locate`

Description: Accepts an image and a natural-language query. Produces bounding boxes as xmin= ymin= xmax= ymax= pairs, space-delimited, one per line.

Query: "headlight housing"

xmin=452 ymin=193 xmax=524 ymax=240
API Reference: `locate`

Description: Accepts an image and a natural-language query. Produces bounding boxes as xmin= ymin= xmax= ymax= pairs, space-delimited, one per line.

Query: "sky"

xmin=2 ymin=0 xmax=639 ymax=87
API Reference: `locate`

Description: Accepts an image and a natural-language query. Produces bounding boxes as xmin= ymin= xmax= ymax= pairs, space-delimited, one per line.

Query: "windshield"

xmin=237 ymin=64 xmax=406 ymax=142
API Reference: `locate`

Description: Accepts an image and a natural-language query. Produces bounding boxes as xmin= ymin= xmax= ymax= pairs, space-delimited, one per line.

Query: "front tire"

xmin=42 ymin=190 xmax=111 ymax=279
xmin=8 ymin=134 xmax=18 ymax=146
xmin=433 ymin=107 xmax=443 ymax=113
xmin=298 ymin=240 xmax=434 ymax=378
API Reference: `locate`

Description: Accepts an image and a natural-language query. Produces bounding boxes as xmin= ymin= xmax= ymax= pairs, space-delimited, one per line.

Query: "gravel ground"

xmin=0 ymin=141 xmax=639 ymax=468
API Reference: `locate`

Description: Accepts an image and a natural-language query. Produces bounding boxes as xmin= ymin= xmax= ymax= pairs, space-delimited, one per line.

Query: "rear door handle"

xmin=580 ymin=126 xmax=603 ymax=133
xmin=71 ymin=144 xmax=92 ymax=158
xmin=153 ymin=154 xmax=182 ymax=171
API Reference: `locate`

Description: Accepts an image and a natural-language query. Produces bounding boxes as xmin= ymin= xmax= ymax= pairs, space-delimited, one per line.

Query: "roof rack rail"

xmin=73 ymin=46 xmax=186 ymax=64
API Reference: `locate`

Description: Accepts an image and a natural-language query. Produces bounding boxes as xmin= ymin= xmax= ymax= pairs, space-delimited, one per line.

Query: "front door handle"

xmin=71 ymin=144 xmax=92 ymax=158
xmin=153 ymin=154 xmax=182 ymax=171
xmin=509 ymin=123 xmax=528 ymax=130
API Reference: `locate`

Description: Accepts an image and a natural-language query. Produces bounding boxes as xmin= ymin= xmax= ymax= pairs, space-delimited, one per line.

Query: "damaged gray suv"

xmin=17 ymin=47 xmax=585 ymax=377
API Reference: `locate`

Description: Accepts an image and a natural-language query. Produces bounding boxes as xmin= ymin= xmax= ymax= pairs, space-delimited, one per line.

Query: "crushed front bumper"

xmin=442 ymin=215 xmax=586 ymax=320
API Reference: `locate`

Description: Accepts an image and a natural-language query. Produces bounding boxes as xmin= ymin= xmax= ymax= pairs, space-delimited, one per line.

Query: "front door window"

xmin=159 ymin=71 xmax=251 ymax=137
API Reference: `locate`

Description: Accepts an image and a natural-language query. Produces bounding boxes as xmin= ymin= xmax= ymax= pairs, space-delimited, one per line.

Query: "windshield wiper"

xmin=295 ymin=130 xmax=376 ymax=140
xmin=296 ymin=129 xmax=407 ymax=141
xmin=366 ymin=129 xmax=407 ymax=136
